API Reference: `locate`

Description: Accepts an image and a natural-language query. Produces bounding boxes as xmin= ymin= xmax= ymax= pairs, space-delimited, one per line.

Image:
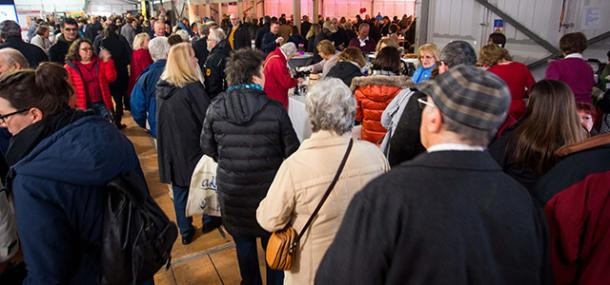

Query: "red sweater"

xmin=263 ymin=48 xmax=297 ymax=108
xmin=489 ymin=62 xmax=535 ymax=135
xmin=128 ymin=49 xmax=153 ymax=96
xmin=65 ymin=58 xmax=117 ymax=111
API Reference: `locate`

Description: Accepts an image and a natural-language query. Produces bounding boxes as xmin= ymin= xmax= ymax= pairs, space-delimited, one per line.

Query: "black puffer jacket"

xmin=326 ymin=61 xmax=363 ymax=88
xmin=156 ymin=80 xmax=211 ymax=187
xmin=200 ymin=87 xmax=299 ymax=236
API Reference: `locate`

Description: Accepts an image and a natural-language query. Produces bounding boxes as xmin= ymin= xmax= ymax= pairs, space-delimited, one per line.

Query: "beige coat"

xmin=257 ymin=131 xmax=389 ymax=284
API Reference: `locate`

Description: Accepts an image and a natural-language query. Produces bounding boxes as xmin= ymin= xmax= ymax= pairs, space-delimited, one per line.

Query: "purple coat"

xmin=545 ymin=56 xmax=595 ymax=104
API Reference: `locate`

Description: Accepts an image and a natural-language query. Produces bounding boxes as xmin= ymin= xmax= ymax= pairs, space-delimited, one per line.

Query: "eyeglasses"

xmin=0 ymin=109 xmax=28 ymax=124
xmin=420 ymin=55 xmax=435 ymax=59
xmin=417 ymin=97 xmax=435 ymax=110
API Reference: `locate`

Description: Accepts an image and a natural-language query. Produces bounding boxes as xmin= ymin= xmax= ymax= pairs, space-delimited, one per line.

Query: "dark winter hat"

xmin=417 ymin=64 xmax=510 ymax=131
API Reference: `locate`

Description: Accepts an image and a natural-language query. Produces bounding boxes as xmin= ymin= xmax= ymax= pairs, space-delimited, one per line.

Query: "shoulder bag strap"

xmin=297 ymin=139 xmax=354 ymax=240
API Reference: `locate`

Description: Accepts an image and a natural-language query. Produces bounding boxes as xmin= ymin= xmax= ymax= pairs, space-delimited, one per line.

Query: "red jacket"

xmin=535 ymin=133 xmax=610 ymax=285
xmin=489 ymin=62 xmax=535 ymax=136
xmin=65 ymin=58 xmax=117 ymax=111
xmin=351 ymin=74 xmax=411 ymax=144
xmin=263 ymin=48 xmax=297 ymax=109
xmin=128 ymin=49 xmax=153 ymax=97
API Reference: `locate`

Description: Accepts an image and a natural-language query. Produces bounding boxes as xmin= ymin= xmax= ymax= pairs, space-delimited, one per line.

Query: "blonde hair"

xmin=316 ymin=40 xmax=335 ymax=56
xmin=417 ymin=43 xmax=440 ymax=63
xmin=375 ymin=38 xmax=398 ymax=53
xmin=160 ymin=43 xmax=202 ymax=87
xmin=478 ymin=43 xmax=511 ymax=67
xmin=132 ymin=33 xmax=150 ymax=50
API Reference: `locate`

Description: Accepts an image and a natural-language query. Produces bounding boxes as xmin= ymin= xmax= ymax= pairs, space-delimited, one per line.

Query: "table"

xmin=288 ymin=95 xmax=312 ymax=142
xmin=288 ymin=94 xmax=362 ymax=142
xmin=367 ymin=53 xmax=419 ymax=65
xmin=288 ymin=52 xmax=314 ymax=70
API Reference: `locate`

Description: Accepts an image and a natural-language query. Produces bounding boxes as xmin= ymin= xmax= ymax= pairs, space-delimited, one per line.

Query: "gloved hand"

xmin=296 ymin=65 xmax=313 ymax=72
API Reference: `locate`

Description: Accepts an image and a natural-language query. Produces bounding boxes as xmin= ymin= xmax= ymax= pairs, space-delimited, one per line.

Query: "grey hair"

xmin=0 ymin=48 xmax=28 ymax=70
xmin=280 ymin=42 xmax=297 ymax=57
xmin=0 ymin=20 xmax=21 ymax=39
xmin=442 ymin=115 xmax=495 ymax=146
xmin=440 ymin=40 xmax=477 ymax=67
xmin=208 ymin=28 xmax=226 ymax=42
xmin=148 ymin=36 xmax=170 ymax=61
xmin=306 ymin=78 xmax=356 ymax=135
xmin=175 ymin=29 xmax=189 ymax=41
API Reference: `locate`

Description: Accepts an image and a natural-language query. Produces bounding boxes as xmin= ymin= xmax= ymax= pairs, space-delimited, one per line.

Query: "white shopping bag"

xmin=186 ymin=155 xmax=221 ymax=217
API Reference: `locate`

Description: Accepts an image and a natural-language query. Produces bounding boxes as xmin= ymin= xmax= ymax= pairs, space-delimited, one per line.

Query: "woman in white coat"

xmin=257 ymin=78 xmax=389 ymax=285
xmin=30 ymin=25 xmax=52 ymax=54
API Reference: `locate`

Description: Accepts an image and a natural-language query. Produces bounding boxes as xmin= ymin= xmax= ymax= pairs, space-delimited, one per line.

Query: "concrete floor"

xmin=123 ymin=114 xmax=267 ymax=285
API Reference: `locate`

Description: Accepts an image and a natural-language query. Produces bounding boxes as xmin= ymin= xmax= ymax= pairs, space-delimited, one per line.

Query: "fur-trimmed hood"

xmin=350 ymin=75 xmax=414 ymax=91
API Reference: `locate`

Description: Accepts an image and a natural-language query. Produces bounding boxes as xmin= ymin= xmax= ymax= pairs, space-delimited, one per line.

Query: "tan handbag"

xmin=266 ymin=139 xmax=354 ymax=271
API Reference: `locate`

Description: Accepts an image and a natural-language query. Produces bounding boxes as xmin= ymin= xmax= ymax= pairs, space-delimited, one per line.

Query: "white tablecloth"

xmin=288 ymin=95 xmax=362 ymax=142
xmin=288 ymin=95 xmax=312 ymax=142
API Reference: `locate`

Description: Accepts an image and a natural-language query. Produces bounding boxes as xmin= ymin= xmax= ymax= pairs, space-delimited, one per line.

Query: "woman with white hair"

xmin=263 ymin=42 xmax=299 ymax=108
xmin=257 ymin=78 xmax=389 ymax=285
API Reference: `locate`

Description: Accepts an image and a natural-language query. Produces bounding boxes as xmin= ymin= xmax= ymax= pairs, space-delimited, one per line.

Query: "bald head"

xmin=0 ymin=48 xmax=28 ymax=75
xmin=230 ymin=14 xmax=240 ymax=28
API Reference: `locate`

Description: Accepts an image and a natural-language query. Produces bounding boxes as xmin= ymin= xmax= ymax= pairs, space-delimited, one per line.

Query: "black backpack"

xmin=100 ymin=170 xmax=178 ymax=285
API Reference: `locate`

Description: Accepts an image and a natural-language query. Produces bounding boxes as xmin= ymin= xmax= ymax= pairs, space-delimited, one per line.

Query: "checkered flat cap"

xmin=417 ymin=64 xmax=510 ymax=131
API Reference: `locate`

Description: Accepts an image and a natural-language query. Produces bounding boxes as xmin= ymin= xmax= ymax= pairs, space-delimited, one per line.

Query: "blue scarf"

xmin=226 ymin=83 xmax=263 ymax=92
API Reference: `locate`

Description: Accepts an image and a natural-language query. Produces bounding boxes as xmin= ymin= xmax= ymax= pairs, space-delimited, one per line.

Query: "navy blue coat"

xmin=130 ymin=59 xmax=167 ymax=138
xmin=10 ymin=116 xmax=143 ymax=284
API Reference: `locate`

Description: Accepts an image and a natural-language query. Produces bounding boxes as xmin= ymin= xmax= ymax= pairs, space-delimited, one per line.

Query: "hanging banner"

xmin=0 ymin=0 xmax=18 ymax=23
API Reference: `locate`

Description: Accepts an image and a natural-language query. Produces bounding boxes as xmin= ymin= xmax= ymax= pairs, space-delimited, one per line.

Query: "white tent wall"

xmin=15 ymin=0 xmax=84 ymax=14
xmin=422 ymin=0 xmax=610 ymax=80
xmin=87 ymin=2 xmax=138 ymax=16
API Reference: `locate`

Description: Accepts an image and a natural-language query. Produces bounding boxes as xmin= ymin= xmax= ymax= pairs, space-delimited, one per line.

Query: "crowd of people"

xmin=0 ymin=8 xmax=608 ymax=285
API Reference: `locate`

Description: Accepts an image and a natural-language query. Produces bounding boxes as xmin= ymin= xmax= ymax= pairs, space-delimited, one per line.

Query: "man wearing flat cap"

xmin=315 ymin=65 xmax=548 ymax=285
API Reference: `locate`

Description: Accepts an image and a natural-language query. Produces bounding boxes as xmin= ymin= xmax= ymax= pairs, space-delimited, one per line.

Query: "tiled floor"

xmin=122 ymin=113 xmax=266 ymax=285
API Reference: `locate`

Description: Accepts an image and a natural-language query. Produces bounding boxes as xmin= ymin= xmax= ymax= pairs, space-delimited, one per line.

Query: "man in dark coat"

xmin=255 ymin=16 xmax=271 ymax=49
xmin=228 ymin=14 xmax=251 ymax=50
xmin=261 ymin=22 xmax=282 ymax=55
xmin=0 ymin=20 xmax=47 ymax=67
xmin=534 ymin=133 xmax=610 ymax=285
xmin=316 ymin=65 xmax=548 ymax=285
xmin=100 ymin=23 xmax=132 ymax=129
xmin=300 ymin=15 xmax=312 ymax=40
xmin=203 ymin=29 xmax=231 ymax=98
xmin=348 ymin=22 xmax=376 ymax=54
xmin=201 ymin=49 xmax=298 ymax=285
xmin=193 ymin=23 xmax=215 ymax=71
xmin=387 ymin=40 xmax=477 ymax=166
xmin=48 ymin=18 xmax=79 ymax=64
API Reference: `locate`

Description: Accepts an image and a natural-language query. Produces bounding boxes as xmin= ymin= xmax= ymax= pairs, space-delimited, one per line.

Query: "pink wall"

xmin=263 ymin=0 xmax=416 ymax=20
